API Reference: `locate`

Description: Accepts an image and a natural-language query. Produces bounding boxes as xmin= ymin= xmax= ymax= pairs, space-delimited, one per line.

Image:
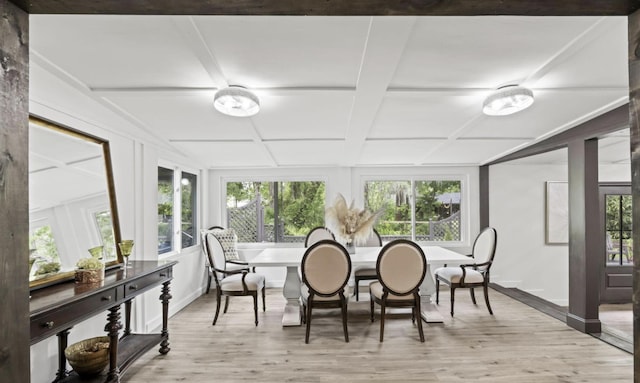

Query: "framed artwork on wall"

xmin=545 ymin=181 xmax=568 ymax=244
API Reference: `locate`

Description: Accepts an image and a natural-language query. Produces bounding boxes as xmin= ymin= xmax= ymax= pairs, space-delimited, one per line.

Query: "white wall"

xmin=489 ymin=160 xmax=631 ymax=306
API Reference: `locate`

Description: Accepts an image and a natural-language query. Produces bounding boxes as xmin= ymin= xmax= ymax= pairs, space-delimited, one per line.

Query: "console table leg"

xmin=104 ymin=305 xmax=122 ymax=382
xmin=53 ymin=328 xmax=71 ymax=382
xmin=159 ymin=280 xmax=172 ymax=354
xmin=123 ymin=300 xmax=132 ymax=337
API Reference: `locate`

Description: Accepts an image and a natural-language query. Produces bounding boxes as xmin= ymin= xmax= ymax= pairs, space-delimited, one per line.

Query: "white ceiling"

xmin=28 ymin=15 xmax=630 ymax=168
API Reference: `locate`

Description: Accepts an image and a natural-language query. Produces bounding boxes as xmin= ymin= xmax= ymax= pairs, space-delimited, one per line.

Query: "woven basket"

xmin=64 ymin=336 xmax=110 ymax=376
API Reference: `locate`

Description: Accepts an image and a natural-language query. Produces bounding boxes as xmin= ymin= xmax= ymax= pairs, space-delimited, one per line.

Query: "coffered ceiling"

xmin=28 ymin=15 xmax=630 ymax=168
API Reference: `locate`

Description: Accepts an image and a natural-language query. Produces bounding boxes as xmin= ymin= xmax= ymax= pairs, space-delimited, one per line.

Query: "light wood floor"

xmin=600 ymin=303 xmax=633 ymax=339
xmin=122 ymin=288 xmax=632 ymax=382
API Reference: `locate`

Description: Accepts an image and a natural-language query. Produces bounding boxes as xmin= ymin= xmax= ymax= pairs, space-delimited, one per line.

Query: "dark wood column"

xmin=0 ymin=1 xmax=29 ymax=382
xmin=566 ymin=138 xmax=601 ymax=333
xmin=479 ymin=165 xmax=489 ymax=229
xmin=628 ymin=8 xmax=640 ymax=380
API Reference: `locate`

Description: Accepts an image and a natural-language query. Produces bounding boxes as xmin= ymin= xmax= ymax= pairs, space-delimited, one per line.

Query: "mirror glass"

xmin=28 ymin=116 xmax=122 ymax=289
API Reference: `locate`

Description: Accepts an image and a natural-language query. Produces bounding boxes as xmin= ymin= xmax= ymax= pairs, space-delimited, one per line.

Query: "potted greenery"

xmin=75 ymin=256 xmax=105 ymax=284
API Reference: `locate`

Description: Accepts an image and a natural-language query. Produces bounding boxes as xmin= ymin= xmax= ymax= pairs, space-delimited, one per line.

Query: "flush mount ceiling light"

xmin=213 ymin=86 xmax=260 ymax=117
xmin=482 ymin=85 xmax=534 ymax=116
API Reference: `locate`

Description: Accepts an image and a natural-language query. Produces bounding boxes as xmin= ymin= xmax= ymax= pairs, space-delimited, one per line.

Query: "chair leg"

xmin=301 ymin=303 xmax=306 ymax=324
xmin=411 ymin=307 xmax=415 ymax=324
xmin=379 ymin=303 xmax=386 ymax=342
xmin=370 ymin=296 xmax=375 ymax=322
xmin=450 ymin=287 xmax=455 ymax=317
xmin=483 ymin=283 xmax=493 ymax=315
xmin=415 ymin=295 xmax=425 ymax=342
xmin=253 ymin=293 xmax=258 ymax=326
xmin=223 ymin=296 xmax=230 ymax=313
xmin=262 ymin=286 xmax=266 ymax=312
xmin=341 ymin=296 xmax=349 ymax=343
xmin=470 ymin=288 xmax=477 ymax=305
xmin=305 ymin=304 xmax=313 ymax=344
xmin=212 ymin=291 xmax=222 ymax=325
xmin=435 ymin=279 xmax=440 ymax=304
xmin=206 ymin=273 xmax=212 ymax=294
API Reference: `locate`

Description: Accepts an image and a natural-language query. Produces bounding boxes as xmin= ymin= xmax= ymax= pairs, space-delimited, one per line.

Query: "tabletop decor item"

xmin=75 ymin=254 xmax=105 ymax=284
xmin=325 ymin=193 xmax=382 ymax=253
xmin=64 ymin=336 xmax=110 ymax=377
xmin=118 ymin=239 xmax=134 ymax=269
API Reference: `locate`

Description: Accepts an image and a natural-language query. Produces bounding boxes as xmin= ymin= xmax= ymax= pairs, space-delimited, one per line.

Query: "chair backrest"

xmin=302 ymin=240 xmax=351 ymax=296
xmin=376 ymin=239 xmax=426 ymax=296
xmin=204 ymin=232 xmax=228 ymax=282
xmin=472 ymin=227 xmax=497 ymax=271
xmin=304 ymin=227 xmax=335 ymax=247
xmin=361 ymin=228 xmax=382 ymax=247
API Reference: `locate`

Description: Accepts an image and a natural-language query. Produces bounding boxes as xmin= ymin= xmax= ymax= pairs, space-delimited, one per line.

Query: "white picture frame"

xmin=545 ymin=181 xmax=568 ymax=244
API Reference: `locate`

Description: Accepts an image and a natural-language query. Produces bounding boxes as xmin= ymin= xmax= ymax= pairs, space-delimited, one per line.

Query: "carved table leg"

xmin=159 ymin=280 xmax=172 ymax=354
xmin=104 ymin=305 xmax=122 ymax=382
xmin=123 ymin=300 xmax=132 ymax=337
xmin=53 ymin=328 xmax=71 ymax=382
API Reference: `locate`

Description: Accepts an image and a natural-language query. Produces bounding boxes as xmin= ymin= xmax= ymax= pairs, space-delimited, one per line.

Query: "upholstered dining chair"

xmin=304 ymin=226 xmax=335 ymax=247
xmin=201 ymin=226 xmax=253 ymax=294
xmin=369 ymin=239 xmax=427 ymax=342
xmin=434 ymin=227 xmax=497 ymax=317
xmin=301 ymin=239 xmax=352 ymax=344
xmin=353 ymin=229 xmax=382 ymax=301
xmin=204 ymin=231 xmax=266 ymax=326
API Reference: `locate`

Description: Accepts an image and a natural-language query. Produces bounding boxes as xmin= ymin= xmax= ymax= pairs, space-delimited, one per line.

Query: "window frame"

xmin=360 ymin=174 xmax=467 ymax=245
xmin=157 ymin=162 xmax=201 ymax=257
xmin=221 ymin=175 xmax=328 ymax=247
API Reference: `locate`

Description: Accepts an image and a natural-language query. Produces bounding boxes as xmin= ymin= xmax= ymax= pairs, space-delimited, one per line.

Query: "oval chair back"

xmin=377 ymin=239 xmax=426 ymax=296
xmin=304 ymin=227 xmax=335 ymax=247
xmin=472 ymin=227 xmax=497 ymax=272
xmin=301 ymin=240 xmax=351 ymax=343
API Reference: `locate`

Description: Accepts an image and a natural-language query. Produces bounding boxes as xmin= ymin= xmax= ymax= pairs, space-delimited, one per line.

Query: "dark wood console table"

xmin=30 ymin=260 xmax=178 ymax=383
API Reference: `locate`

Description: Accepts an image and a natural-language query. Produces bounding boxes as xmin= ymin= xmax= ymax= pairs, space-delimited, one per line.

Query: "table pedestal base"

xmin=282 ymin=265 xmax=302 ymax=326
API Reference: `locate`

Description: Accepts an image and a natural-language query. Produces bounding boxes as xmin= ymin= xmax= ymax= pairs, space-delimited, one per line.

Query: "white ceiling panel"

xmin=426 ymin=139 xmax=531 ymax=164
xmin=252 ymin=92 xmax=353 ymax=140
xmin=370 ymin=92 xmax=482 ymax=139
xmin=171 ymin=141 xmax=274 ymax=168
xmin=391 ymin=17 xmax=599 ymax=88
xmin=359 ymin=139 xmax=446 ymax=165
xmin=30 ymin=15 xmax=214 ymax=88
xmin=265 ymin=141 xmax=346 ymax=166
xmin=193 ymin=16 xmax=370 ymax=88
xmin=103 ymin=93 xmax=257 ymax=140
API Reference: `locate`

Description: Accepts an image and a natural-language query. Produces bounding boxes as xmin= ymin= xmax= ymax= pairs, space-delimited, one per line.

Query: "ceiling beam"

xmin=10 ymin=0 xmax=640 ymax=16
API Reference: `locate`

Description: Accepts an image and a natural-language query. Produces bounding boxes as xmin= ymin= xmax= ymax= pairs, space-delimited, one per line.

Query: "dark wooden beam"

xmin=0 ymin=1 xmax=29 ymax=382
xmin=566 ymin=138 xmax=601 ymax=334
xmin=628 ymin=8 xmax=640 ymax=378
xmin=8 ymin=0 xmax=640 ymax=16
xmin=479 ymin=165 xmax=489 ymax=229
xmin=485 ymin=104 xmax=629 ymax=166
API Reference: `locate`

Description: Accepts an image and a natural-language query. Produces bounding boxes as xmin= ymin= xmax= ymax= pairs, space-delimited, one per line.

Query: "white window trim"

xmin=157 ymin=161 xmax=201 ymax=258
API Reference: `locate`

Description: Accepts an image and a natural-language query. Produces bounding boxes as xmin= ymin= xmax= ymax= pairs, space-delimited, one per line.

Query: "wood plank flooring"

xmin=122 ymin=288 xmax=632 ymax=382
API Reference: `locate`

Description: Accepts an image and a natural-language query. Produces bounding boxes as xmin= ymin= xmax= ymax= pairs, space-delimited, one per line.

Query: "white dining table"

xmin=249 ymin=245 xmax=470 ymax=326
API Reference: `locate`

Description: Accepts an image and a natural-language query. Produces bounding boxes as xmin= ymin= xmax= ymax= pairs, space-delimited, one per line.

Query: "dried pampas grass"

xmin=325 ymin=193 xmax=382 ymax=245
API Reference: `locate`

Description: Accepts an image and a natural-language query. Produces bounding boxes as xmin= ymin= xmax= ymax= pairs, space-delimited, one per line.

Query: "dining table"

xmin=249 ymin=245 xmax=471 ymax=326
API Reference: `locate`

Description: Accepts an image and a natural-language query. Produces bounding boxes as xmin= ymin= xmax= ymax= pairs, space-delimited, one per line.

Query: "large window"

xmin=364 ymin=179 xmax=462 ymax=242
xmin=158 ymin=166 xmax=198 ymax=254
xmin=225 ymin=181 xmax=325 ymax=243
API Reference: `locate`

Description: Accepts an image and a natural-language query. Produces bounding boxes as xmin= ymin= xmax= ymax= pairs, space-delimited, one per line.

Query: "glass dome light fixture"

xmin=213 ymin=86 xmax=260 ymax=117
xmin=482 ymin=85 xmax=534 ymax=116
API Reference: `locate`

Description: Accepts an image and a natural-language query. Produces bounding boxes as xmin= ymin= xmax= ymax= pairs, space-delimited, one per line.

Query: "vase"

xmin=75 ymin=268 xmax=105 ymax=284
